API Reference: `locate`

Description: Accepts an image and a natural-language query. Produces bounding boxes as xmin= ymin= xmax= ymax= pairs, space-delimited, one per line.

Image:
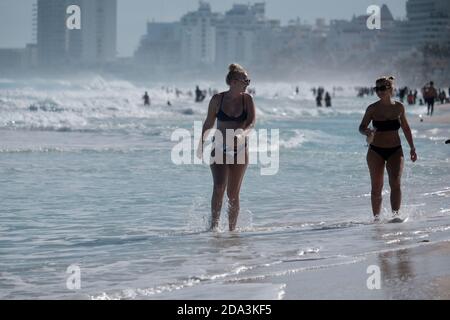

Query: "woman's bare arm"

xmin=196 ymin=94 xmax=219 ymax=158
xmin=399 ymin=103 xmax=417 ymax=162
xmin=241 ymin=94 xmax=256 ymax=136
xmin=359 ymin=104 xmax=374 ymax=136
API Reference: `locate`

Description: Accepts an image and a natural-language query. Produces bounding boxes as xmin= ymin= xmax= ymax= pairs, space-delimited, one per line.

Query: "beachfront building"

xmin=0 ymin=44 xmax=37 ymax=73
xmin=215 ymin=3 xmax=276 ymax=69
xmin=134 ymin=2 xmax=280 ymax=72
xmin=269 ymin=18 xmax=318 ymax=72
xmin=0 ymin=48 xmax=26 ymax=72
xmin=406 ymin=0 xmax=450 ymax=49
xmin=37 ymin=0 xmax=67 ymax=66
xmin=67 ymin=0 xmax=117 ymax=65
xmin=37 ymin=0 xmax=117 ymax=67
xmin=134 ymin=22 xmax=182 ymax=70
xmin=180 ymin=2 xmax=220 ymax=67
xmin=326 ymin=5 xmax=411 ymax=63
xmin=327 ymin=16 xmax=377 ymax=65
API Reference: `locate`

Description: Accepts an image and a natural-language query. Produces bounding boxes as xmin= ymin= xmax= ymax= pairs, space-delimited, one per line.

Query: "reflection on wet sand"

xmin=378 ymin=249 xmax=416 ymax=298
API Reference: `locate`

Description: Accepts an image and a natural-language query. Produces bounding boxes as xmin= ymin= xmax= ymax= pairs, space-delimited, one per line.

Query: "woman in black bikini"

xmin=359 ymin=76 xmax=417 ymax=221
xmin=197 ymin=64 xmax=256 ymax=231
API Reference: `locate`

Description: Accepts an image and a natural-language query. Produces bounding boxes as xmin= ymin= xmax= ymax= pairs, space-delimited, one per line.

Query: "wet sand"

xmin=273 ymin=241 xmax=450 ymax=300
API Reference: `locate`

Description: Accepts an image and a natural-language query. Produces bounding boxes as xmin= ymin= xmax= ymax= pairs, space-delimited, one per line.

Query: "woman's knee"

xmin=371 ymin=184 xmax=383 ymax=197
xmin=389 ymin=177 xmax=401 ymax=190
xmin=213 ymin=184 xmax=227 ymax=196
xmin=226 ymin=192 xmax=240 ymax=206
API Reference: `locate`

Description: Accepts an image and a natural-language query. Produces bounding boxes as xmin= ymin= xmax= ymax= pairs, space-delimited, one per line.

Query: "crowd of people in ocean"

xmin=140 ymin=82 xmax=449 ymax=116
xmin=141 ymin=85 xmax=335 ymax=108
xmin=141 ymin=85 xmax=216 ymax=107
xmin=140 ymin=84 xmax=257 ymax=107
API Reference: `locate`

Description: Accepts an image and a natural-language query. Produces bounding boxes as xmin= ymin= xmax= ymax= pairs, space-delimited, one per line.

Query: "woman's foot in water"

xmin=373 ymin=214 xmax=381 ymax=222
xmin=391 ymin=211 xmax=400 ymax=219
xmin=210 ymin=220 xmax=219 ymax=232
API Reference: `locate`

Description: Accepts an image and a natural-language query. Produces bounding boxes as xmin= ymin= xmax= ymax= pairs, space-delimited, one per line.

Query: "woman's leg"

xmin=210 ymin=163 xmax=228 ymax=230
xmin=386 ymin=148 xmax=404 ymax=213
xmin=226 ymin=158 xmax=248 ymax=231
xmin=367 ymin=149 xmax=386 ymax=217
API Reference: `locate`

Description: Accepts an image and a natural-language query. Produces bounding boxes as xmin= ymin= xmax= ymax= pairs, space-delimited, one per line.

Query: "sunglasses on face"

xmin=374 ymin=85 xmax=391 ymax=92
xmin=235 ymin=78 xmax=251 ymax=85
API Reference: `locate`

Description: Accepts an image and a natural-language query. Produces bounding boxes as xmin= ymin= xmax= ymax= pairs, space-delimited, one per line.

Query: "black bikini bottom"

xmin=369 ymin=145 xmax=403 ymax=161
xmin=211 ymin=136 xmax=248 ymax=156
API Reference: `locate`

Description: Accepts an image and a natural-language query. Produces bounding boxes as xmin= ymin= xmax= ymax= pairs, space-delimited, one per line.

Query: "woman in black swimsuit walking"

xmin=359 ymin=76 xmax=417 ymax=221
xmin=197 ymin=64 xmax=256 ymax=231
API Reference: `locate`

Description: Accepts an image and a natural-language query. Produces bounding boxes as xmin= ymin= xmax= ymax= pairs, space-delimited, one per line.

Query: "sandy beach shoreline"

xmin=271 ymin=240 xmax=450 ymax=300
xmin=147 ymin=239 xmax=450 ymax=300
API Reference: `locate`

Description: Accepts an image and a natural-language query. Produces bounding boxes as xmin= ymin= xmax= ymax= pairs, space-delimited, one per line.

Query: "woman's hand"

xmin=410 ymin=148 xmax=417 ymax=162
xmin=364 ymin=128 xmax=375 ymax=144
xmin=364 ymin=128 xmax=375 ymax=136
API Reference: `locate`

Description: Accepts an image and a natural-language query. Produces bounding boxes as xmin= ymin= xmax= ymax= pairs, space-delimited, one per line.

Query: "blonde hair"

xmin=376 ymin=75 xmax=395 ymax=86
xmin=226 ymin=63 xmax=247 ymax=85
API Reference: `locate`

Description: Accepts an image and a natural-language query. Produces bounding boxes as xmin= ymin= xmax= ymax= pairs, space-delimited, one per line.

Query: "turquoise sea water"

xmin=1 ymin=78 xmax=449 ymax=299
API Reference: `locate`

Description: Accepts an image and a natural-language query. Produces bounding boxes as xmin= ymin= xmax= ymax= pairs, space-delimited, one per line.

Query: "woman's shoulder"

xmin=242 ymin=92 xmax=254 ymax=102
xmin=211 ymin=92 xmax=224 ymax=101
xmin=393 ymin=100 xmax=406 ymax=112
xmin=366 ymin=102 xmax=378 ymax=113
xmin=209 ymin=93 xmax=223 ymax=111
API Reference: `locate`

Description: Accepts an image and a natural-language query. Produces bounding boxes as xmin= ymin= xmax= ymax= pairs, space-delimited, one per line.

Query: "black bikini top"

xmin=216 ymin=93 xmax=248 ymax=122
xmin=372 ymin=119 xmax=401 ymax=132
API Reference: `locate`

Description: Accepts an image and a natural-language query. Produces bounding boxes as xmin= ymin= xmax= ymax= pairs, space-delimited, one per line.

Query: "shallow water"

xmin=1 ymin=77 xmax=449 ymax=299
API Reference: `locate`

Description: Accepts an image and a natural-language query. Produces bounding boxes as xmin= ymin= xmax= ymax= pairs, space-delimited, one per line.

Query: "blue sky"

xmin=0 ymin=0 xmax=407 ymax=57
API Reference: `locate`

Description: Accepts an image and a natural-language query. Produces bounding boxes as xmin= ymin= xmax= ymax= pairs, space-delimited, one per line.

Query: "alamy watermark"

xmin=66 ymin=264 xmax=81 ymax=290
xmin=366 ymin=265 xmax=381 ymax=290
xmin=171 ymin=122 xmax=279 ymax=176
xmin=366 ymin=5 xmax=381 ymax=30
xmin=66 ymin=5 xmax=81 ymax=30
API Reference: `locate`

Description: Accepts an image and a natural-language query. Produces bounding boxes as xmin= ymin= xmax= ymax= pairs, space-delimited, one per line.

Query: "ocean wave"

xmin=278 ymin=129 xmax=345 ymax=150
xmin=0 ymin=78 xmax=387 ymax=134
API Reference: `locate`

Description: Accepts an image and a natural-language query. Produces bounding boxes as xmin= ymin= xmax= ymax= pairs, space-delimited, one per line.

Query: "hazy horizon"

xmin=0 ymin=0 xmax=407 ymax=57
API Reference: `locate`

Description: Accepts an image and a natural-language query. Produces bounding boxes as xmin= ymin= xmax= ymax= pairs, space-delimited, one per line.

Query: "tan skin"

xmin=359 ymin=80 xmax=417 ymax=218
xmin=197 ymin=73 xmax=256 ymax=231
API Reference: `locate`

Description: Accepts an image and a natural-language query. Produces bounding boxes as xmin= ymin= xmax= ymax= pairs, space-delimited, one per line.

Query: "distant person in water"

xmin=143 ymin=91 xmax=150 ymax=106
xmin=359 ymin=76 xmax=417 ymax=222
xmin=424 ymin=81 xmax=438 ymax=116
xmin=197 ymin=63 xmax=256 ymax=231
xmin=195 ymin=85 xmax=206 ymax=102
xmin=407 ymin=91 xmax=414 ymax=105
xmin=325 ymin=92 xmax=332 ymax=107
xmin=439 ymin=89 xmax=446 ymax=104
xmin=316 ymin=89 xmax=323 ymax=107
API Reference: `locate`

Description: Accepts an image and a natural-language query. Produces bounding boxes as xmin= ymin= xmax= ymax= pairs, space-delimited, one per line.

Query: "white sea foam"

xmin=0 ymin=77 xmax=376 ymax=133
